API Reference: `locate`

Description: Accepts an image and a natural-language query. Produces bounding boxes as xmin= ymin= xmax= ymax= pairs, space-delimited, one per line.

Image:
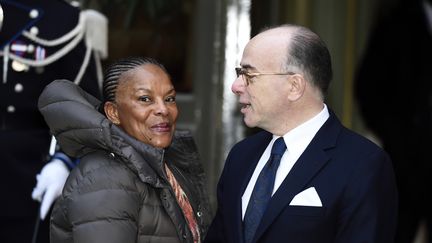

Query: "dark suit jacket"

xmin=205 ymin=112 xmax=398 ymax=243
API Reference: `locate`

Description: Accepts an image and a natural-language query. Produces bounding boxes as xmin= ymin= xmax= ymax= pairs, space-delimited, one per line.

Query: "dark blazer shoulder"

xmin=230 ymin=130 xmax=272 ymax=153
xmin=338 ymin=125 xmax=387 ymax=157
xmin=324 ymin=110 xmax=384 ymax=153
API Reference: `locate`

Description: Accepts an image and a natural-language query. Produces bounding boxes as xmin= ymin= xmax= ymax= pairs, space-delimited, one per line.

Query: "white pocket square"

xmin=289 ymin=187 xmax=322 ymax=207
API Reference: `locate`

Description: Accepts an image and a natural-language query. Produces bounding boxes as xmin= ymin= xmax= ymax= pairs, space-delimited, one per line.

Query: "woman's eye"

xmin=166 ymin=96 xmax=176 ymax=103
xmin=139 ymin=96 xmax=151 ymax=102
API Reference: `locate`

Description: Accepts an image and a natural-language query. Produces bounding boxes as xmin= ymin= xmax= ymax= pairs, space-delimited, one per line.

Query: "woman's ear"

xmin=104 ymin=101 xmax=120 ymax=125
xmin=287 ymin=74 xmax=306 ymax=101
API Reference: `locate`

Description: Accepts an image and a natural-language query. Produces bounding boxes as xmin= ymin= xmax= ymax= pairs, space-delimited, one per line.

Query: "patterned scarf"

xmin=165 ymin=163 xmax=200 ymax=243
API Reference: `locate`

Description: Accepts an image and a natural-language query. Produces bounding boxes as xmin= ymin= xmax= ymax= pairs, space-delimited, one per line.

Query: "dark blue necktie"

xmin=243 ymin=137 xmax=286 ymax=243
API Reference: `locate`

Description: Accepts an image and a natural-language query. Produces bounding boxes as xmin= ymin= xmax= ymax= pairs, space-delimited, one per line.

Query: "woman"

xmin=38 ymin=57 xmax=212 ymax=243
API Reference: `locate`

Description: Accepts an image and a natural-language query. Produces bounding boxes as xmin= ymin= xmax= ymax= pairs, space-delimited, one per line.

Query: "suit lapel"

xmin=253 ymin=112 xmax=342 ymax=242
xmin=225 ymin=131 xmax=273 ymax=243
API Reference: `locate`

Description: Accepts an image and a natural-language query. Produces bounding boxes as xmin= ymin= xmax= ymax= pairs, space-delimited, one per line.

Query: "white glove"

xmin=32 ymin=159 xmax=69 ymax=220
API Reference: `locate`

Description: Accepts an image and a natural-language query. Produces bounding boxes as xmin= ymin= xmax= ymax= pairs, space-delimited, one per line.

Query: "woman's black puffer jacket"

xmin=38 ymin=80 xmax=212 ymax=243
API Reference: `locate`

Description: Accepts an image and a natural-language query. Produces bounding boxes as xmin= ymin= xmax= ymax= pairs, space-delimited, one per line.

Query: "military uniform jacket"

xmin=0 ymin=0 xmax=103 ymax=217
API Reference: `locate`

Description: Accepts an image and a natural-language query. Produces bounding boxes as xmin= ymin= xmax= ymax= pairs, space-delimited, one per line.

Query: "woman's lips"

xmin=151 ymin=123 xmax=171 ymax=132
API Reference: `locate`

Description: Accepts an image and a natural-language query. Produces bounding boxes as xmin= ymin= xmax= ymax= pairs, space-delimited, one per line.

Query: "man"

xmin=204 ymin=24 xmax=398 ymax=243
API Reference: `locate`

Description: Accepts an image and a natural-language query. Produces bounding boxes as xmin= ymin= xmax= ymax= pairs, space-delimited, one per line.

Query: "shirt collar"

xmin=273 ymin=104 xmax=329 ymax=156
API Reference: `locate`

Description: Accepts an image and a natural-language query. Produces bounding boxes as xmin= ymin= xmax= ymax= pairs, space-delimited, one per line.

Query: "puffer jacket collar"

xmin=109 ymin=123 xmax=168 ymax=188
xmin=38 ymin=79 xmax=170 ymax=188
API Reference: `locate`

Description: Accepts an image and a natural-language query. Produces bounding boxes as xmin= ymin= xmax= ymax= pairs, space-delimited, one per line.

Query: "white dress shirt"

xmin=241 ymin=104 xmax=330 ymax=219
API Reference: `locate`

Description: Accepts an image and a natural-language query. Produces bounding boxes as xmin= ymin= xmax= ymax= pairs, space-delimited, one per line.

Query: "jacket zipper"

xmin=161 ymin=150 xmax=192 ymax=243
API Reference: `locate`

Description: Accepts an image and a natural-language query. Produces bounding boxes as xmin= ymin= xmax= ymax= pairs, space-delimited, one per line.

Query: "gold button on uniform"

xmin=30 ymin=26 xmax=39 ymax=35
xmin=11 ymin=61 xmax=29 ymax=72
xmin=7 ymin=105 xmax=16 ymax=113
xmin=14 ymin=83 xmax=24 ymax=93
xmin=29 ymin=9 xmax=39 ymax=19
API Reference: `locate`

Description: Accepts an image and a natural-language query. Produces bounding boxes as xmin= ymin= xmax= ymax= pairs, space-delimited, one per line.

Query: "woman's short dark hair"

xmin=102 ymin=56 xmax=168 ymax=103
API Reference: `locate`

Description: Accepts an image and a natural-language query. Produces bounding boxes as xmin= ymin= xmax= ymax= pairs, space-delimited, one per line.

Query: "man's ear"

xmin=287 ymin=74 xmax=306 ymax=101
xmin=104 ymin=101 xmax=120 ymax=125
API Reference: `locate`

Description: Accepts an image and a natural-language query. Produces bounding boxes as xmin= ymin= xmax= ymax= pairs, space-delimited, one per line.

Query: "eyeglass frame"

xmin=235 ymin=67 xmax=296 ymax=86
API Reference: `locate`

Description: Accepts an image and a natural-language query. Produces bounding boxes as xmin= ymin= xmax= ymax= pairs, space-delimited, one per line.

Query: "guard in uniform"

xmin=0 ymin=1 xmax=107 ymax=242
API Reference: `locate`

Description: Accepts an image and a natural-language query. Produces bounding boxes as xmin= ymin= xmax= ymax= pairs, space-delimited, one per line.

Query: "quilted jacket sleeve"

xmin=50 ymin=152 xmax=142 ymax=243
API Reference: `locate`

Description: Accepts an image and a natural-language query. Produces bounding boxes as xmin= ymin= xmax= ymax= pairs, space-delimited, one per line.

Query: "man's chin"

xmin=243 ymin=117 xmax=257 ymax=128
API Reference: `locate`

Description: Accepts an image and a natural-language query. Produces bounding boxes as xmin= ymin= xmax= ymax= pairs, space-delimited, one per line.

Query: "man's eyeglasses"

xmin=235 ymin=67 xmax=296 ymax=85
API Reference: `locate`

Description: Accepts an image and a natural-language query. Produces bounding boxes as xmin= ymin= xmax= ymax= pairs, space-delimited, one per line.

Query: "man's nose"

xmin=231 ymin=76 xmax=245 ymax=95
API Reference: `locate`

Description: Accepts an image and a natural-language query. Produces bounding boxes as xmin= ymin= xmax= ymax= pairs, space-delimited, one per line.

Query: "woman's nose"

xmin=155 ymin=100 xmax=168 ymax=116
